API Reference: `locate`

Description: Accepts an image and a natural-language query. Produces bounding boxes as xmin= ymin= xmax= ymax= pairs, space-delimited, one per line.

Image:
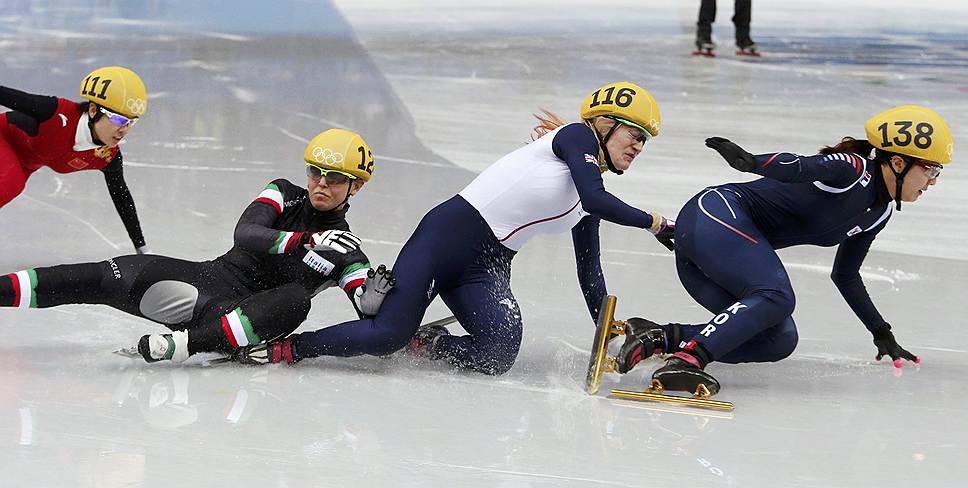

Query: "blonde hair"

xmin=531 ymin=109 xmax=566 ymax=141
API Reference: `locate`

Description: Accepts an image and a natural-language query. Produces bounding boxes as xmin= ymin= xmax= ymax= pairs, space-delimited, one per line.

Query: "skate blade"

xmin=112 ymin=346 xmax=142 ymax=359
xmin=610 ymin=380 xmax=734 ymax=411
xmin=203 ymin=355 xmax=235 ymax=365
xmin=735 ymin=51 xmax=761 ymax=57
xmin=585 ymin=295 xmax=624 ymax=394
xmin=692 ymin=50 xmax=716 ymax=57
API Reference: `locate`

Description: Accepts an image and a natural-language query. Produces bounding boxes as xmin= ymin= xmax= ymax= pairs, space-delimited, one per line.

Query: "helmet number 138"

xmin=878 ymin=121 xmax=934 ymax=150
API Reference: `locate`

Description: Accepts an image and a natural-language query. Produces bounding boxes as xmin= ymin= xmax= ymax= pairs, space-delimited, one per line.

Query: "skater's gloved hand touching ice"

xmin=354 ymin=264 xmax=395 ymax=316
xmin=649 ymin=213 xmax=676 ymax=251
xmin=872 ymin=325 xmax=920 ymax=368
xmin=303 ymin=229 xmax=361 ymax=254
xmin=705 ymin=137 xmax=755 ymax=173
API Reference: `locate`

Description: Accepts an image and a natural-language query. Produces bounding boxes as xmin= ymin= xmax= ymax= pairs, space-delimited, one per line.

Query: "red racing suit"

xmin=1 ymin=86 xmax=146 ymax=249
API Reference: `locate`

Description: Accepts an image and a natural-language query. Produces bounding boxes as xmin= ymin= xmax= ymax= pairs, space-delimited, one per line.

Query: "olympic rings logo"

xmin=126 ymin=98 xmax=146 ymax=115
xmin=312 ymin=147 xmax=344 ymax=165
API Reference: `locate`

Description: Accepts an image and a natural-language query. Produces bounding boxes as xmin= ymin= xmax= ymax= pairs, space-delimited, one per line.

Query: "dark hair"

xmin=820 ymin=136 xmax=910 ymax=166
xmin=79 ymin=101 xmax=104 ymax=122
xmin=819 ymin=137 xmax=876 ymax=158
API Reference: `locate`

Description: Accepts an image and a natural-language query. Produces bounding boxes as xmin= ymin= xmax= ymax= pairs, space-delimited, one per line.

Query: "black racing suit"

xmin=0 ymin=178 xmax=371 ymax=354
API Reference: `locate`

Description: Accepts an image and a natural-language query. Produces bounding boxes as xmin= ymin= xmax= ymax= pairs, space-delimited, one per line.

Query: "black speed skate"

xmin=693 ymin=39 xmax=716 ymax=57
xmin=735 ymin=40 xmax=760 ymax=57
xmin=653 ymin=352 xmax=721 ymax=396
xmin=615 ymin=318 xmax=680 ymax=373
xmin=406 ymin=324 xmax=450 ymax=358
xmin=609 ymin=350 xmax=733 ymax=411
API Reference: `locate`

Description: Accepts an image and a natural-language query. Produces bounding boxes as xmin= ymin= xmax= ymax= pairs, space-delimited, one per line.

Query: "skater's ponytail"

xmin=531 ymin=109 xmax=565 ymax=141
xmin=820 ymin=137 xmax=876 ymax=159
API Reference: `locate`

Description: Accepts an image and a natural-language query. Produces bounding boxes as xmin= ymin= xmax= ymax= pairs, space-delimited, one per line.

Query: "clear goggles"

xmin=915 ymin=161 xmax=942 ymax=179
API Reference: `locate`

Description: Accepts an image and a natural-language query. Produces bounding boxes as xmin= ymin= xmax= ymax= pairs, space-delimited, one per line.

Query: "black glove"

xmin=705 ymin=137 xmax=756 ymax=173
xmin=648 ymin=213 xmax=675 ymax=251
xmin=871 ymin=325 xmax=919 ymax=367
xmin=654 ymin=219 xmax=675 ymax=251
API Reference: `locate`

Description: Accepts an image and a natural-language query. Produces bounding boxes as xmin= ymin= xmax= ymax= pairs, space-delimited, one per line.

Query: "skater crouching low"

xmin=615 ymin=105 xmax=952 ymax=398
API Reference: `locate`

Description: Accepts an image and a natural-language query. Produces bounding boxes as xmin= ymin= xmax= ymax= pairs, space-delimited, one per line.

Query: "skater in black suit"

xmin=694 ymin=0 xmax=758 ymax=56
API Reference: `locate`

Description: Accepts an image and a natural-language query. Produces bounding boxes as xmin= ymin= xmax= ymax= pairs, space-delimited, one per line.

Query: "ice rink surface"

xmin=1 ymin=1 xmax=967 ymax=486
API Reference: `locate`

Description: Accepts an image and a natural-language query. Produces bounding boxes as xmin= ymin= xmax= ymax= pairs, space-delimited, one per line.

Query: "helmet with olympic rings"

xmin=303 ymin=128 xmax=374 ymax=182
xmin=79 ymin=66 xmax=148 ymax=119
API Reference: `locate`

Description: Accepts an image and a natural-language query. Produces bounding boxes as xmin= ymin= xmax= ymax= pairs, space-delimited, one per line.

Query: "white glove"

xmin=353 ymin=264 xmax=395 ymax=315
xmin=305 ymin=230 xmax=361 ymax=254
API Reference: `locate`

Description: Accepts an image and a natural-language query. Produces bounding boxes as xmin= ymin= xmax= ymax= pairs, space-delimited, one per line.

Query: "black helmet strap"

xmin=596 ymin=119 xmax=624 ymax=175
xmin=888 ymin=155 xmax=914 ymax=211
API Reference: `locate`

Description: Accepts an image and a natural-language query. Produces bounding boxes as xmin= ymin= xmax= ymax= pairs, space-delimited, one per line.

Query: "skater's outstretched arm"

xmin=830 ymin=220 xmax=918 ymax=366
xmin=552 ymin=123 xmax=661 ymax=229
xmin=0 ymin=86 xmax=58 ymax=122
xmin=101 ymin=153 xmax=148 ymax=253
xmin=571 ymin=215 xmax=607 ymax=321
xmin=830 ymin=221 xmax=889 ymax=331
xmin=706 ymin=137 xmax=866 ymax=187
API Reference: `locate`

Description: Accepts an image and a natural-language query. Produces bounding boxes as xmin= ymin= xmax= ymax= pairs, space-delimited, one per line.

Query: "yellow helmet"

xmin=79 ymin=66 xmax=147 ymax=118
xmin=303 ymin=128 xmax=374 ymax=182
xmin=864 ymin=105 xmax=953 ymax=164
xmin=580 ymin=81 xmax=661 ymax=137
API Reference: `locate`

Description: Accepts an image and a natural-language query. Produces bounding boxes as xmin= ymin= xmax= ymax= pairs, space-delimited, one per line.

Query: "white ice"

xmin=1 ymin=1 xmax=966 ymax=486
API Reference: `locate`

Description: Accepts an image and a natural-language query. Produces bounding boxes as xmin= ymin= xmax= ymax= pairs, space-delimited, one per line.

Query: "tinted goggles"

xmin=607 ymin=116 xmax=653 ymax=144
xmin=306 ymin=164 xmax=356 ymax=185
xmin=98 ymin=107 xmax=138 ymax=127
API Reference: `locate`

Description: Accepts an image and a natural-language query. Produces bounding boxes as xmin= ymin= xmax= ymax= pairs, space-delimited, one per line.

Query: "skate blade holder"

xmin=585 ymin=295 xmax=627 ymax=395
xmin=610 ymin=379 xmax=735 ymax=411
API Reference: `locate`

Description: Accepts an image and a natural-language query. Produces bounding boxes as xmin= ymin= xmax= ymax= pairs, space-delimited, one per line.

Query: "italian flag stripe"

xmin=220 ymin=315 xmax=239 ymax=349
xmin=8 ymin=273 xmax=21 ymax=307
xmin=28 ymin=269 xmax=37 ymax=308
xmin=12 ymin=270 xmax=37 ymax=309
xmin=236 ymin=309 xmax=260 ymax=345
xmin=270 ymin=231 xmax=297 ymax=254
xmin=254 ymin=184 xmax=284 ymax=214
xmin=222 ymin=308 xmax=259 ymax=348
xmin=284 ymin=232 xmax=303 ymax=252
xmin=339 ymin=262 xmax=371 ymax=291
xmin=343 ymin=277 xmax=366 ymax=292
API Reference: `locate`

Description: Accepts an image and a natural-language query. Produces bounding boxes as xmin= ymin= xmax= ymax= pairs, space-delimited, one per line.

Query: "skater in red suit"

xmin=1 ymin=66 xmax=149 ymax=252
